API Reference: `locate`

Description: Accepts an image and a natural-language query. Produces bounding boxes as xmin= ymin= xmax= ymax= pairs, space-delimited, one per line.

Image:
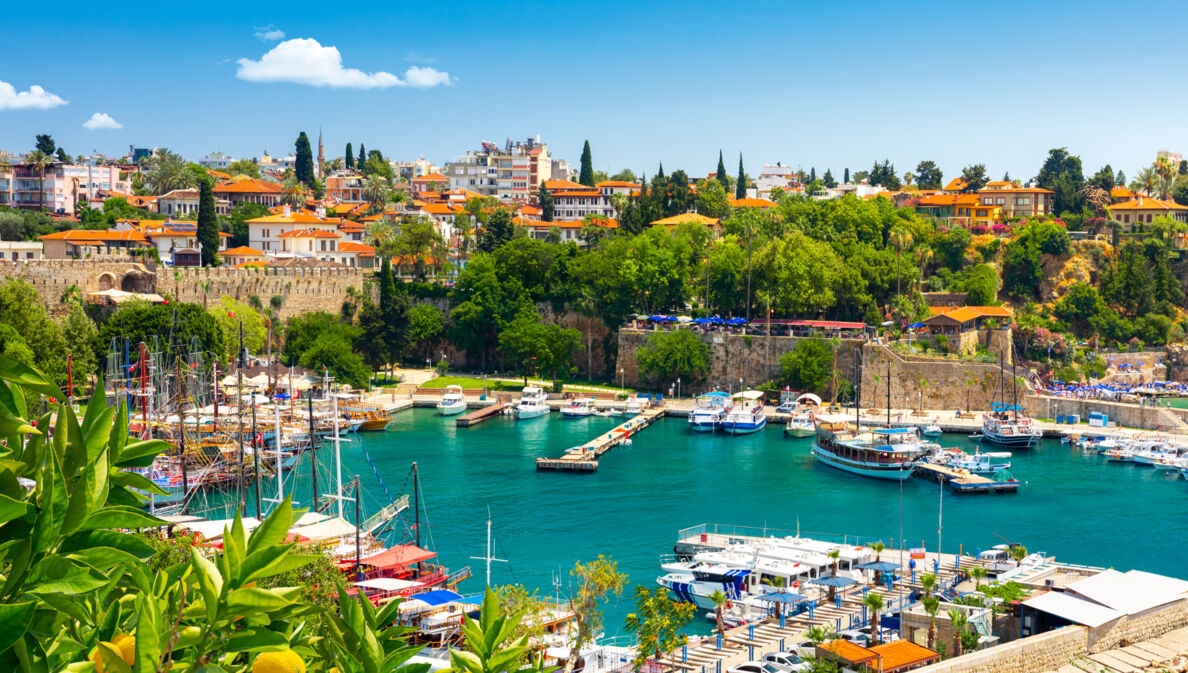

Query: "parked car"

xmin=761 ymin=651 xmax=810 ymax=672
xmin=727 ymin=663 xmax=783 ymax=673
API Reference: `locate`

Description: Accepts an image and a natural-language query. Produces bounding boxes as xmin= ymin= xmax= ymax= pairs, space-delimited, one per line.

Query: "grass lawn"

xmin=419 ymin=374 xmax=636 ymax=394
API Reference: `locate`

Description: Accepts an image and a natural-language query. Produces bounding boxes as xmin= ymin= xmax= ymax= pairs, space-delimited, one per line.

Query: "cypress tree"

xmin=197 ymin=180 xmax=218 ymax=267
xmin=295 ymin=131 xmax=315 ymax=187
xmin=844 ymin=168 xmax=850 ymax=184
xmin=657 ymin=162 xmax=665 ymax=180
xmin=823 ymin=169 xmax=836 ymax=188
xmin=809 ymin=167 xmax=817 ymax=183
xmin=716 ymin=150 xmax=729 ymax=189
xmin=736 ymin=155 xmax=746 ymax=199
xmin=578 ymin=140 xmax=595 ymax=186
xmin=357 ymin=143 xmax=367 ymax=169
xmin=538 ymin=185 xmax=554 ymax=222
xmin=345 ymin=142 xmax=355 ymax=170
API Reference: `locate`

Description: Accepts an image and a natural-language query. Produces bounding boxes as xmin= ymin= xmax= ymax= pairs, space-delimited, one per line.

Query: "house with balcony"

xmin=213 ymin=177 xmax=282 ymax=208
xmin=39 ymin=229 xmax=152 ymax=259
xmin=325 ymin=174 xmax=366 ymax=203
xmin=977 ymin=181 xmax=1053 ymax=218
xmin=514 ymin=216 xmax=617 ymax=244
xmin=1 ymin=162 xmax=130 ymax=213
xmin=245 ymin=205 xmax=341 ymax=253
xmin=155 ymin=189 xmax=230 ymax=217
xmin=1108 ymin=196 xmax=1188 ymax=231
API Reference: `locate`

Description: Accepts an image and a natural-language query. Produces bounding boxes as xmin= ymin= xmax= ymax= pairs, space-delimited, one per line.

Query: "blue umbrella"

xmin=755 ymin=592 xmax=807 ymax=604
xmin=273 ymin=393 xmax=291 ymax=400
xmin=725 ymin=317 xmax=748 ymax=325
xmin=809 ymin=576 xmax=858 ymax=588
xmin=855 ymin=561 xmax=900 ymax=572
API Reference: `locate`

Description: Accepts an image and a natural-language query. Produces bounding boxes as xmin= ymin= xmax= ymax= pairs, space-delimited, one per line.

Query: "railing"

xmin=677 ymin=523 xmax=901 ymax=549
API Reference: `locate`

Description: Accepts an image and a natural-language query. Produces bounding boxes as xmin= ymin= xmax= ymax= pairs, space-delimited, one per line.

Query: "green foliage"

xmin=479 ymin=208 xmax=515 ymax=253
xmin=959 ymin=164 xmax=988 ymax=192
xmin=451 ymin=588 xmax=548 ymax=673
xmin=916 ymin=160 xmax=943 ymax=190
xmin=224 ymin=201 xmax=268 ymax=248
xmin=636 ymin=328 xmax=710 ymax=384
xmin=624 ymin=585 xmax=695 ymax=672
xmin=696 ymin=177 xmax=731 ymax=219
xmin=344 ymin=142 xmax=354 ymax=170
xmin=408 ymin=303 xmax=447 ymax=360
xmin=0 ymin=208 xmax=61 ymax=241
xmin=294 ymin=131 xmax=315 ymax=188
xmin=1036 ymin=147 xmax=1085 ymax=214
xmin=868 ymin=159 xmax=900 ymax=189
xmin=95 ymin=301 xmax=224 ymax=366
xmin=498 ymin=311 xmax=582 ymax=383
xmin=778 ymin=338 xmax=836 ymax=394
xmin=1101 ymin=239 xmax=1182 ymax=317
xmin=563 ymin=555 xmax=627 ymax=671
xmin=196 ymin=180 xmax=219 ymax=266
xmin=578 ymin=140 xmax=595 ymax=187
xmin=1053 ymin=283 xmax=1105 ymax=337
xmin=736 ymin=155 xmax=747 ymax=199
xmin=208 ymin=296 xmax=268 ymax=363
xmin=1001 ymin=220 xmax=1070 ymax=298
xmin=934 ymin=227 xmax=971 ymax=271
xmin=0 ymin=278 xmax=69 ymax=385
xmin=716 ymin=151 xmax=729 ymax=189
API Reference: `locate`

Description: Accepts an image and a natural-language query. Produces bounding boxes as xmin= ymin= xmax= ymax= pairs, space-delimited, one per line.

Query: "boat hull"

xmin=515 ymin=407 xmax=549 ymax=420
xmin=981 ymin=431 xmax=1037 ymax=448
xmin=721 ymin=418 xmax=767 ymax=435
xmin=437 ymin=402 xmax=467 ymax=416
xmin=561 ymin=409 xmax=595 ymax=418
xmin=357 ymin=419 xmax=390 ymax=431
xmin=811 ymin=444 xmax=916 ymax=481
xmin=784 ymin=425 xmax=814 ymax=438
xmin=689 ymin=421 xmax=718 ymax=432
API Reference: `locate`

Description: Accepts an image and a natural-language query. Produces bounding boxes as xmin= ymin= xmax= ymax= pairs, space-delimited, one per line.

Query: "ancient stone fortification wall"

xmin=616 ymin=329 xmax=863 ymax=391
xmin=860 ymin=344 xmax=1023 ymax=412
xmin=1023 ymin=394 xmax=1186 ymax=432
xmin=910 ymin=627 xmax=1087 ymax=673
xmin=169 ymin=267 xmax=366 ymax=320
xmin=0 ymin=258 xmax=368 ymax=320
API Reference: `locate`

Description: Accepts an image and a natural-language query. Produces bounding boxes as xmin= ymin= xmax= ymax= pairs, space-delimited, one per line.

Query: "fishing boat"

xmin=436 ymin=385 xmax=468 ymax=416
xmin=951 ymin=450 xmax=1012 ymax=474
xmin=1103 ymin=447 xmax=1134 ymax=462
xmin=623 ymin=395 xmax=646 ymax=416
xmin=982 ymin=404 xmax=1041 ymax=447
xmin=719 ymin=390 xmax=767 ymax=435
xmin=514 ymin=386 xmax=550 ymax=420
xmin=688 ymin=391 xmax=731 ymax=432
xmin=560 ymin=396 xmax=596 ymax=418
xmin=783 ymin=393 xmax=821 ymax=438
xmin=341 ymin=404 xmax=392 ymax=431
xmin=812 ymin=420 xmax=928 ymax=481
xmin=922 ymin=420 xmax=943 ymax=437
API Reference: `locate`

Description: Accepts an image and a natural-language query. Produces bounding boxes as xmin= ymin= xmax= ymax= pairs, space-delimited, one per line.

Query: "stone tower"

xmin=317 ymin=128 xmax=325 ymax=179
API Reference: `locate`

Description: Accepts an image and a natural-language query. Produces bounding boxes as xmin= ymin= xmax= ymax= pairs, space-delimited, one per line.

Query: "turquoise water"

xmin=225 ymin=409 xmax=1188 ymax=639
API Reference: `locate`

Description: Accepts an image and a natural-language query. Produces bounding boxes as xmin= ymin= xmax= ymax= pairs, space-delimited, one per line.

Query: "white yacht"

xmin=436 ymin=385 xmax=468 ymax=416
xmin=689 ymin=392 xmax=731 ymax=432
xmin=982 ymin=404 xmax=1041 ymax=447
xmin=922 ymin=420 xmax=943 ymax=437
xmin=560 ymin=397 xmax=596 ymax=418
xmin=624 ymin=395 xmax=646 ymax=416
xmin=514 ymin=386 xmax=550 ymax=420
xmin=720 ymin=390 xmax=767 ymax=435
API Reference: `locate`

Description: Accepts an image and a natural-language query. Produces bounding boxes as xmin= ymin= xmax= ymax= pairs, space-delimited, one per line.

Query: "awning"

xmin=809 ymin=576 xmax=858 ymax=588
xmin=177 ymin=517 xmax=262 ymax=540
xmin=856 ymin=561 xmax=901 ymax=572
xmin=754 ymin=592 xmax=807 ymax=604
xmin=411 ymin=589 xmax=463 ymax=606
xmin=1022 ymin=591 xmax=1122 ymax=628
xmin=353 ymin=578 xmax=423 ymax=592
xmin=287 ymin=516 xmax=357 ymax=541
xmin=359 ymin=544 xmax=437 ymax=570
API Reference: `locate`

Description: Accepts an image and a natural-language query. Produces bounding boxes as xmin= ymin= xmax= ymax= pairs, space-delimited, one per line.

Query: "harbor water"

xmin=219 ymin=409 xmax=1188 ymax=639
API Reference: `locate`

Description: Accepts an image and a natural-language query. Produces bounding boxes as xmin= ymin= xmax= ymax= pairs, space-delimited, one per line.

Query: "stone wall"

xmin=860 ymin=344 xmax=1024 ymax=412
xmin=1 ymin=256 xmax=157 ymax=314
xmin=616 ymin=328 xmax=864 ymax=392
xmin=1087 ymin=598 xmax=1188 ymax=652
xmin=1024 ymin=395 xmax=1186 ymax=432
xmin=909 ymin=626 xmax=1088 ymax=673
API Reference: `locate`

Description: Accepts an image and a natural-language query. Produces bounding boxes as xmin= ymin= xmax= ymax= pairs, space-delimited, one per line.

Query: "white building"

xmin=155 ymin=189 xmax=230 ymax=217
xmin=198 ymin=152 xmax=236 ymax=170
xmin=0 ymin=240 xmax=43 ymax=261
xmin=444 ymin=136 xmax=554 ymax=203
xmin=245 ymin=205 xmax=340 ymax=253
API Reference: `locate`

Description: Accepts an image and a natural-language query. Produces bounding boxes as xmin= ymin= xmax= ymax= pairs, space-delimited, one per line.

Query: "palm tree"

xmin=25 ymin=150 xmax=54 ymax=212
xmin=1155 ymin=157 xmax=1177 ymax=198
xmin=144 ymin=149 xmax=194 ymax=195
xmin=280 ymin=177 xmax=307 ymax=208
xmin=173 ymin=270 xmax=183 ymax=301
xmin=362 ymin=175 xmax=391 ymax=214
xmin=862 ymin=592 xmax=884 ymax=645
xmin=869 ymin=541 xmax=886 ymax=584
xmin=708 ymin=589 xmax=728 ymax=637
xmin=919 ymin=572 xmax=938 ymax=600
xmin=1009 ymin=545 xmax=1027 ymax=565
xmin=948 ymin=609 xmax=969 ymax=658
xmin=1131 ymin=167 xmax=1158 ymax=197
xmin=365 ymin=217 xmax=400 ymax=265
xmin=826 ymin=549 xmax=841 ymax=602
xmin=922 ymin=596 xmax=940 ymax=651
xmin=888 ymin=224 xmax=913 ymax=298
xmin=967 ymin=566 xmax=988 ymax=589
xmin=964 ymin=375 xmax=978 ymax=412
xmin=805 ymin=625 xmax=835 ymax=646
xmin=200 ymin=280 xmax=211 ymax=310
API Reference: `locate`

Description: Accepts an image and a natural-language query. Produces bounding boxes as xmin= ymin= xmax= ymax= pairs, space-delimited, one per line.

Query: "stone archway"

xmin=120 ymin=274 xmax=137 ymax=292
xmin=97 ymin=272 xmax=116 ymax=291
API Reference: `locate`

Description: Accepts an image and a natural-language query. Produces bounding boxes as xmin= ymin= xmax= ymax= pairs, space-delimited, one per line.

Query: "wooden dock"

xmin=535 ymin=408 xmax=664 ymax=472
xmin=456 ymin=400 xmax=510 ymax=427
xmin=915 ymin=462 xmax=1020 ymax=493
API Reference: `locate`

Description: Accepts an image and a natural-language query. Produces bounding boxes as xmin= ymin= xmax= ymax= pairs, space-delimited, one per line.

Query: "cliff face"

xmin=1038 ymin=240 xmax=1109 ymax=305
xmin=1166 ymin=344 xmax=1188 ymax=382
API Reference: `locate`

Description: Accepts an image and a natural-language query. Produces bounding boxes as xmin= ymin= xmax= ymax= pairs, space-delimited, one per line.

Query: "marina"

xmin=535 ymin=407 xmax=665 ymax=471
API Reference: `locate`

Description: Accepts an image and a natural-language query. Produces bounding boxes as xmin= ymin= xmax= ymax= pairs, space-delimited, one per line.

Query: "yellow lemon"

xmin=253 ymin=649 xmax=307 ymax=673
xmin=89 ymin=633 xmax=136 ymax=672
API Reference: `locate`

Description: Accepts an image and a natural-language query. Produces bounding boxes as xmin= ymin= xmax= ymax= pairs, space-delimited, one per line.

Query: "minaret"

xmin=317 ymin=128 xmax=325 ymax=179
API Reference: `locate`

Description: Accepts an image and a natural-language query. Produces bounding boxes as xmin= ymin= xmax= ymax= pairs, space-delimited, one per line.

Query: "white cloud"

xmin=83 ymin=112 xmax=122 ymax=130
xmin=0 ymin=80 xmax=67 ymax=110
xmin=236 ymin=38 xmax=452 ymax=89
xmin=253 ymin=25 xmax=285 ymax=41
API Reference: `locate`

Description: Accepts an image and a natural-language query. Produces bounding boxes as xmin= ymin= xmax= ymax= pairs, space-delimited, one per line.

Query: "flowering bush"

xmin=991 ymin=223 xmax=1010 ymax=234
xmin=1014 ymin=323 xmax=1071 ymax=363
xmin=970 ymin=225 xmax=988 ymax=235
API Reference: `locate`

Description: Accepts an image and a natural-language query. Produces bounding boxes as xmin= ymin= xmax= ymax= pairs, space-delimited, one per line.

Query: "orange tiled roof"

xmin=338 ymin=241 xmax=375 ymax=254
xmin=651 ymin=213 xmax=720 ymax=226
xmin=595 ymin=180 xmax=640 ymax=188
xmin=419 ymin=203 xmax=463 ymax=215
xmin=519 ymin=204 xmax=543 ymax=216
xmin=1110 ymin=187 xmax=1136 ymax=200
xmin=730 ymin=197 xmax=776 ymax=208
xmin=247 ymin=211 xmax=339 ymax=224
xmin=1108 ymin=196 xmax=1188 ymax=211
xmin=925 ymin=305 xmax=1012 ymax=323
xmin=40 ymin=229 xmax=149 ymax=242
xmin=943 ymin=178 xmax=968 ymax=192
xmin=214 ymin=178 xmax=281 ymax=194
xmin=411 ymin=173 xmax=448 ymax=183
xmin=543 ymin=179 xmax=589 ymax=191
xmin=868 ymin=640 xmax=939 ymax=672
xmin=916 ymin=193 xmax=981 ymax=206
xmin=208 ymin=169 xmax=231 ymax=179
xmin=223 ymin=245 xmax=264 ymax=256
xmin=277 ymin=229 xmax=341 ymax=239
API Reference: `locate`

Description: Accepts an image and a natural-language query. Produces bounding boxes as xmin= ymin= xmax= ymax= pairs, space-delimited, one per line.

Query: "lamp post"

xmin=619 ymin=368 xmax=624 ymax=391
xmin=677 ymin=377 xmax=681 ymax=399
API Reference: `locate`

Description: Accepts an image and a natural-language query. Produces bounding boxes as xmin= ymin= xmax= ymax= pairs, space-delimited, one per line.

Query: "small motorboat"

xmin=561 ymin=397 xmax=596 ymax=418
xmin=595 ymin=408 xmax=623 ymax=418
xmin=436 ymin=385 xmax=468 ymax=416
xmin=922 ymin=421 xmax=943 ymax=437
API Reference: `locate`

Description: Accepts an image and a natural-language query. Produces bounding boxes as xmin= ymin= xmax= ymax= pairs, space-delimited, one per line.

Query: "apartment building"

xmin=246 ymin=205 xmax=341 ymax=253
xmin=544 ymin=180 xmax=616 ymax=220
xmin=444 ymin=136 xmax=554 ymax=203
xmin=0 ymin=162 xmax=130 ymax=213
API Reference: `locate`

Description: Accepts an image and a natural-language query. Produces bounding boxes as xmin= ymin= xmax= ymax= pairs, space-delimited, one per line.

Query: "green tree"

xmin=34 ymin=133 xmax=55 ymax=155
xmin=1036 ymin=147 xmax=1086 ymax=214
xmin=844 ymin=168 xmax=850 ymax=184
xmin=736 ymin=154 xmax=747 ymax=199
xmin=295 ymin=131 xmax=315 ymax=187
xmin=0 ymin=279 xmax=68 ymax=384
xmin=225 ymin=158 xmax=260 ymax=178
xmin=623 ymin=586 xmax=696 ymax=673
xmin=863 ymin=592 xmax=885 ymax=645
xmin=478 ymin=207 xmax=515 ymax=253
xmin=537 ymin=184 xmax=555 ymax=221
xmin=363 ymin=174 xmax=391 ymax=213
xmin=916 ymin=160 xmax=944 ymax=190
xmin=498 ymin=311 xmax=581 ymax=384
xmin=300 ymin=330 xmax=372 ymax=388
xmin=822 ymin=168 xmax=837 ymax=188
xmin=754 ymin=232 xmax=843 ymax=315
xmin=1052 ymin=283 xmax=1104 ymax=336
xmin=563 ymin=556 xmax=628 ymax=673
xmin=345 ymin=142 xmax=355 ymax=170
xmin=778 ymin=337 xmax=836 ymax=394
xmin=60 ymin=301 xmax=99 ymax=391
xmin=25 ymin=150 xmax=54 ymax=211
xmin=948 ymin=609 xmax=970 ymax=657
xmin=578 ymin=140 xmax=595 ymax=186
xmin=197 ymin=179 xmax=219 ymax=266
xmin=224 ymin=201 xmax=268 ymax=247
xmin=143 ymin=148 xmax=195 ymax=195
xmin=959 ymin=164 xmax=989 ymax=192
xmin=450 ymin=253 xmax=531 ymax=371
xmin=636 ymin=328 xmax=710 ymax=385
xmin=208 ymin=296 xmax=268 ymax=363
xmin=696 ymin=176 xmax=731 ymax=219
xmin=451 ymin=588 xmax=549 ymax=673
xmin=923 ymin=596 xmax=941 ymax=651
xmin=95 ymin=302 xmax=224 ymax=366
xmin=408 ymin=303 xmax=446 ymax=361
xmin=716 ymin=150 xmax=729 ymax=189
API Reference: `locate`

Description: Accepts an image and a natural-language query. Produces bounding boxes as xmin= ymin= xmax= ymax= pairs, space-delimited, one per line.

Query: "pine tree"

xmin=844 ymin=168 xmax=850 ymax=184
xmin=295 ymin=132 xmax=315 ymax=188
xmin=716 ymin=151 xmax=729 ymax=189
xmin=578 ymin=140 xmax=595 ymax=186
xmin=197 ymin=180 xmax=219 ymax=267
xmin=736 ymin=155 xmax=746 ymax=199
xmin=345 ymin=142 xmax=355 ymax=170
xmin=657 ymin=162 xmax=665 ymax=179
xmin=823 ymin=169 xmax=836 ymax=188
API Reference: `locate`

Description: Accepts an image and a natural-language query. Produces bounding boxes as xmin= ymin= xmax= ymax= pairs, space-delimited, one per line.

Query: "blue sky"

xmin=3 ymin=0 xmax=1187 ymax=182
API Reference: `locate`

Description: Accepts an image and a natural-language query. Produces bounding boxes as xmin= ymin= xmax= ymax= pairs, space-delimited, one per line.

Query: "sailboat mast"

xmin=999 ymin=352 xmax=1005 ymax=407
xmin=252 ymin=400 xmax=260 ymax=517
xmin=333 ymin=384 xmax=343 ymax=519
xmin=237 ymin=323 xmax=245 ymax=509
xmin=854 ymin=348 xmax=861 ymax=431
xmin=308 ymin=395 xmax=318 ymax=513
xmin=275 ymin=394 xmax=283 ymax=506
xmin=413 ymin=462 xmax=421 ymax=549
xmin=1011 ymin=357 xmax=1018 ymax=415
xmin=176 ymin=357 xmax=189 ymax=509
xmin=886 ymin=359 xmax=891 ymax=428
xmin=354 ymin=476 xmax=362 ymax=581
